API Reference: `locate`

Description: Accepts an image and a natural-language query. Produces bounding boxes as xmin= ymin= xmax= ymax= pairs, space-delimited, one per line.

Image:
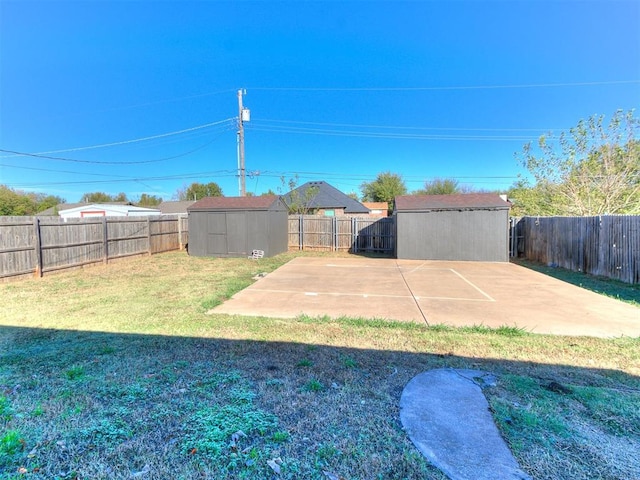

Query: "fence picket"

xmin=288 ymin=215 xmax=394 ymax=254
xmin=515 ymin=215 xmax=639 ymax=284
xmin=0 ymin=215 xmax=188 ymax=279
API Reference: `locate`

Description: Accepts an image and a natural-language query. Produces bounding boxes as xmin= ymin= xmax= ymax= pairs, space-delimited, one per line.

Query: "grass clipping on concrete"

xmin=0 ymin=251 xmax=638 ymax=480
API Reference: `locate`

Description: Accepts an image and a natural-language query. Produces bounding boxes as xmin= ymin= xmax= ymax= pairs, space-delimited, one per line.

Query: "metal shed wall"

xmin=395 ymin=209 xmax=509 ymax=261
xmin=188 ymin=205 xmax=288 ymax=258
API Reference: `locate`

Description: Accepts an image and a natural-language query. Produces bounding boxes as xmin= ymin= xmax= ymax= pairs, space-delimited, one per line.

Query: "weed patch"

xmin=0 ymin=430 xmax=24 ymax=469
xmin=302 ymin=379 xmax=324 ymax=392
xmin=63 ymin=365 xmax=85 ymax=381
xmin=82 ymin=418 xmax=133 ymax=444
xmin=0 ymin=395 xmax=12 ymax=421
xmin=181 ymin=379 xmax=281 ymax=477
xmin=296 ymin=358 xmax=313 ymax=367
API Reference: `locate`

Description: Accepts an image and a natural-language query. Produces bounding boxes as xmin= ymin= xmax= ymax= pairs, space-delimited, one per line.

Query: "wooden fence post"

xmin=178 ymin=215 xmax=183 ymax=250
xmin=102 ymin=216 xmax=109 ymax=264
xmin=352 ymin=217 xmax=358 ymax=253
xmin=332 ymin=216 xmax=337 ymax=251
xmin=33 ymin=217 xmax=43 ymax=278
xmin=299 ymin=215 xmax=304 ymax=251
xmin=147 ymin=217 xmax=152 ymax=255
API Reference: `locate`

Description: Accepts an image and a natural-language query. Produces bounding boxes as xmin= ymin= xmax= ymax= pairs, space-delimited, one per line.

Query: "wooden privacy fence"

xmin=288 ymin=215 xmax=395 ymax=254
xmin=0 ymin=215 xmax=189 ymax=279
xmin=514 ymin=215 xmax=640 ymax=284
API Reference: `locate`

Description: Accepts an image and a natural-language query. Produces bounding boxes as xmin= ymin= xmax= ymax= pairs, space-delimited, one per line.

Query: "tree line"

xmin=0 ymin=183 xmax=224 ymax=215
xmin=358 ymin=110 xmax=639 ymax=216
xmin=2 ymin=110 xmax=637 ymax=217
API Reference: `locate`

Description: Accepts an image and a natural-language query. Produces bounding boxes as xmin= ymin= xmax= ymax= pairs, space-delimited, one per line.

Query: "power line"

xmin=0 ymin=128 xmax=232 ymax=165
xmin=247 ymin=124 xmax=538 ymax=141
xmin=254 ymin=170 xmax=519 ymax=182
xmin=0 ymin=163 xmax=139 ymax=178
xmin=3 ymin=170 xmax=238 ymax=188
xmin=253 ymin=118 xmax=566 ymax=132
xmin=0 ymin=117 xmax=236 ymax=158
xmin=76 ymin=88 xmax=237 ymax=114
xmin=248 ymin=80 xmax=640 ymax=92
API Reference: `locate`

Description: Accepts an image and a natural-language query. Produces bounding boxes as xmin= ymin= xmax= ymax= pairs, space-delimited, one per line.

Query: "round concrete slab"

xmin=400 ymin=369 xmax=532 ymax=480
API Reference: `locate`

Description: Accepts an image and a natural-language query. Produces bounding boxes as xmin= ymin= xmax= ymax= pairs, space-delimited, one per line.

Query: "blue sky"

xmin=1 ymin=0 xmax=638 ymax=202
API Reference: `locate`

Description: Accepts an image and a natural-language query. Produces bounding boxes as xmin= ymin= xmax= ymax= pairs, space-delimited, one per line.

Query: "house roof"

xmin=283 ymin=181 xmax=370 ymax=214
xmin=188 ymin=195 xmax=282 ymax=211
xmin=394 ymin=193 xmax=511 ymax=212
xmin=57 ymin=204 xmax=161 ymax=215
xmin=362 ymin=202 xmax=388 ymax=211
xmin=157 ymin=201 xmax=195 ymax=214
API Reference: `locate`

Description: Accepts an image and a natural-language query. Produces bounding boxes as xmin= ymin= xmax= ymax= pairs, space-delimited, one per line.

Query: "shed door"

xmin=226 ymin=212 xmax=247 ymax=255
xmin=206 ymin=213 xmax=227 ymax=255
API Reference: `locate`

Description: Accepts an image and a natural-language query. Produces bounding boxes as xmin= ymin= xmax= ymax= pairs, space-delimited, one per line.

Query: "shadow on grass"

xmin=1 ymin=325 xmax=639 ymax=480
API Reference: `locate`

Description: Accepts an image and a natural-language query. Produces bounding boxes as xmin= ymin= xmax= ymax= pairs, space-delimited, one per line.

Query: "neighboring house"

xmin=157 ymin=201 xmax=195 ymax=215
xmin=38 ymin=202 xmax=134 ymax=216
xmin=57 ymin=204 xmax=161 ymax=219
xmin=187 ymin=195 xmax=288 ymax=258
xmin=362 ymin=202 xmax=389 ymax=217
xmin=283 ymin=181 xmax=370 ymax=216
xmin=394 ymin=193 xmax=511 ymax=262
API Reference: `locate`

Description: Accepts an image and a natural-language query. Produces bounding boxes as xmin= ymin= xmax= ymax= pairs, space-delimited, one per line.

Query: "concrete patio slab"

xmin=209 ymin=257 xmax=639 ymax=338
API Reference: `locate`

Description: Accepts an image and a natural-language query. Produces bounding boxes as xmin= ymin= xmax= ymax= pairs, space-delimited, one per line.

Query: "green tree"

xmin=80 ymin=192 xmax=116 ymax=203
xmin=0 ymin=186 xmax=65 ymax=215
xmin=515 ymin=109 xmax=640 ymax=216
xmin=0 ymin=185 xmax=36 ymax=215
xmin=414 ymin=177 xmax=475 ymax=195
xmin=177 ymin=182 xmax=223 ymax=201
xmin=136 ymin=193 xmax=163 ymax=207
xmin=34 ymin=194 xmax=65 ymax=213
xmin=346 ymin=191 xmax=360 ymax=201
xmin=280 ymin=176 xmax=320 ymax=214
xmin=113 ymin=192 xmax=128 ymax=202
xmin=360 ymin=172 xmax=407 ymax=211
xmin=507 ymin=180 xmax=559 ymax=217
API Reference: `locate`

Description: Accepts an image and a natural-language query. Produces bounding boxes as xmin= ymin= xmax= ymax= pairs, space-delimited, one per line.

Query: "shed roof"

xmin=188 ymin=195 xmax=282 ymax=211
xmin=283 ymin=181 xmax=370 ymax=214
xmin=394 ymin=193 xmax=511 ymax=212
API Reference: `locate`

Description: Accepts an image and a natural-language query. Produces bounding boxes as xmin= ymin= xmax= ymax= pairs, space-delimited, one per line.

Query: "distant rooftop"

xmin=157 ymin=201 xmax=195 ymax=214
xmin=283 ymin=181 xmax=370 ymax=214
xmin=37 ymin=201 xmax=133 ymax=216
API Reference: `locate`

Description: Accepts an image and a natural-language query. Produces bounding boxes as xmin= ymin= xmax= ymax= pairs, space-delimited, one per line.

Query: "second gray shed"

xmin=187 ymin=196 xmax=288 ymax=258
xmin=394 ymin=193 xmax=511 ymax=262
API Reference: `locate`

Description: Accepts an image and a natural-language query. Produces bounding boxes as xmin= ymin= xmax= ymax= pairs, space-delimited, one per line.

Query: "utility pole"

xmin=237 ymin=89 xmax=246 ymax=196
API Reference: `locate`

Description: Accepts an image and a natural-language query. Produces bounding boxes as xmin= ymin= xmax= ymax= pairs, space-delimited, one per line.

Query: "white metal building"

xmin=57 ymin=204 xmax=161 ymax=219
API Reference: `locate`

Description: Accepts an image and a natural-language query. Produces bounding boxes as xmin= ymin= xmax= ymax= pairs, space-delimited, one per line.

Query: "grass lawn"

xmin=1 ymin=251 xmax=638 ymax=480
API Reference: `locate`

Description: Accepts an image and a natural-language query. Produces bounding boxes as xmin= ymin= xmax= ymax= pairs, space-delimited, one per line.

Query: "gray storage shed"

xmin=188 ymin=196 xmax=288 ymax=257
xmin=394 ymin=193 xmax=511 ymax=262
